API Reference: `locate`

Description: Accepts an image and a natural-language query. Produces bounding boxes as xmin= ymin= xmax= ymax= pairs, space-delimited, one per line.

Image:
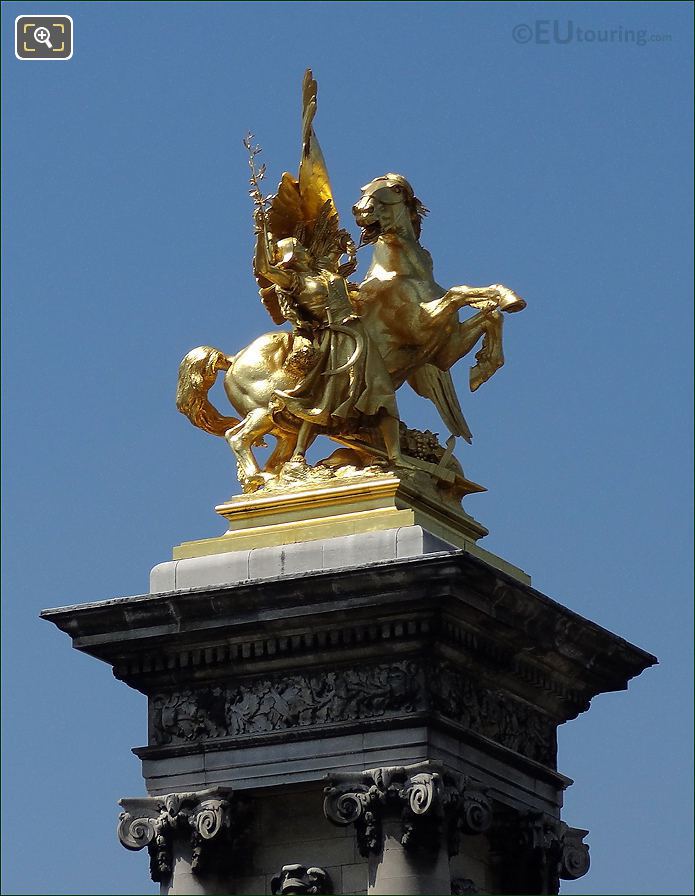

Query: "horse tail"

xmin=176 ymin=346 xmax=240 ymax=436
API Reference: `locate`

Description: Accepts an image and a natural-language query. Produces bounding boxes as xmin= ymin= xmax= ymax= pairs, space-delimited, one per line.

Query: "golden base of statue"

xmin=173 ymin=461 xmax=488 ymax=561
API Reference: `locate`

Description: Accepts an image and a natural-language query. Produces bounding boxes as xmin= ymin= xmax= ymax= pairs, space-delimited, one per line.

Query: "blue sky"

xmin=2 ymin=1 xmax=693 ymax=894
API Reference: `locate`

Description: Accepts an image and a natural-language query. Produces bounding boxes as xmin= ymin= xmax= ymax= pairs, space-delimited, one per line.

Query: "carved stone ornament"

xmin=323 ymin=762 xmax=492 ymax=858
xmin=150 ymin=659 xmax=556 ymax=766
xmin=492 ymin=810 xmax=590 ymax=893
xmin=151 ymin=660 xmax=422 ymax=744
xmin=451 ymin=879 xmax=479 ymax=895
xmin=270 ymin=864 xmax=333 ymax=895
xmin=557 ymin=823 xmax=591 ymax=881
xmin=117 ymin=788 xmax=246 ymax=884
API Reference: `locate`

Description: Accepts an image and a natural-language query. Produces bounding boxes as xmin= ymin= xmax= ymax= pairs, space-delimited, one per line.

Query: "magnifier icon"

xmin=33 ymin=26 xmax=53 ymax=49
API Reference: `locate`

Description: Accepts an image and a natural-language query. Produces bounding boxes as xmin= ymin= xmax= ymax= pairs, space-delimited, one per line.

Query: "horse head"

xmin=353 ymin=174 xmax=428 ymax=244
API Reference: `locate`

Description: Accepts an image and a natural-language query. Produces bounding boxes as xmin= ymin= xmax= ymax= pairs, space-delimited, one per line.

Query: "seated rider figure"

xmin=253 ymin=217 xmax=407 ymax=466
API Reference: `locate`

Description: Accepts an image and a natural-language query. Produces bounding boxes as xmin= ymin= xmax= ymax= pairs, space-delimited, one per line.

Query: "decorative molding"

xmin=114 ymin=617 xmax=432 ymax=682
xmin=430 ymin=662 xmax=557 ymax=766
xmin=149 ymin=659 xmax=556 ymax=766
xmin=323 ymin=763 xmax=492 ymax=858
xmin=46 ymin=547 xmax=657 ymax=731
xmin=440 ymin=610 xmax=585 ymax=709
xmin=271 ymin=865 xmax=333 ymax=895
xmin=117 ymin=788 xmax=246 ymax=884
xmin=151 ymin=660 xmax=423 ymax=743
xmin=114 ymin=610 xmax=588 ymax=718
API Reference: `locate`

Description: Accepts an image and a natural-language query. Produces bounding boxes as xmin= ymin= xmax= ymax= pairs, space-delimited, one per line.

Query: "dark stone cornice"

xmin=41 ymin=549 xmax=656 ymax=721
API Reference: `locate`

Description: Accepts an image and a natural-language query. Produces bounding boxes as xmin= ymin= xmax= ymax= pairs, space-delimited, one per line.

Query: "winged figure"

xmin=222 ymin=72 xmax=408 ymax=474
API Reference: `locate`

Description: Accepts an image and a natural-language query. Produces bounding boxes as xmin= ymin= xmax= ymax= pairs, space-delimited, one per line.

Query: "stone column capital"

xmin=117 ymin=787 xmax=245 ymax=885
xmin=556 ymin=822 xmax=591 ymax=881
xmin=323 ymin=761 xmax=492 ymax=857
xmin=492 ymin=810 xmax=590 ymax=893
xmin=514 ymin=812 xmax=590 ymax=881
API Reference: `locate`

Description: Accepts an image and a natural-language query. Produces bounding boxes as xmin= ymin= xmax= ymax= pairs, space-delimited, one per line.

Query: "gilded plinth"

xmin=173 ymin=467 xmax=488 ymax=561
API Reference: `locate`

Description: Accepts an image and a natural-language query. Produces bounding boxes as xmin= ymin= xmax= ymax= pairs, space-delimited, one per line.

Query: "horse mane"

xmin=408 ymin=195 xmax=429 ymax=240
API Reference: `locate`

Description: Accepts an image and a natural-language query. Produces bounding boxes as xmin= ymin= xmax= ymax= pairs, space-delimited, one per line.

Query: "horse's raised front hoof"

xmin=469 ymin=357 xmax=504 ymax=392
xmin=498 ymin=290 xmax=526 ymax=313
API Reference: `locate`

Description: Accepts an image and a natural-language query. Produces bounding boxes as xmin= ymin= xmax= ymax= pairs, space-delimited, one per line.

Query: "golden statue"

xmin=176 ymin=70 xmax=525 ymax=507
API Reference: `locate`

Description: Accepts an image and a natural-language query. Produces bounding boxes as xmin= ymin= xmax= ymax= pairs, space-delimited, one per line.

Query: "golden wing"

xmin=267 ymin=171 xmax=303 ymax=241
xmin=298 ymin=69 xmax=338 ymax=231
xmin=258 ymin=67 xmax=345 ymax=315
xmin=266 ymin=70 xmax=336 ymax=242
xmin=407 ymin=366 xmax=473 ymax=443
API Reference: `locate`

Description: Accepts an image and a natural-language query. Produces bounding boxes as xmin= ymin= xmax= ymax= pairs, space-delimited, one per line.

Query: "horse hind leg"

xmin=265 ymin=428 xmax=300 ymax=473
xmin=225 ymin=408 xmax=276 ymax=492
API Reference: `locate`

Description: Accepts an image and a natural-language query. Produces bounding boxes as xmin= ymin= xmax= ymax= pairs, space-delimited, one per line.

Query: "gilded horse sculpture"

xmin=176 ymin=71 xmax=525 ymax=492
xmin=353 ymin=174 xmax=524 ymax=442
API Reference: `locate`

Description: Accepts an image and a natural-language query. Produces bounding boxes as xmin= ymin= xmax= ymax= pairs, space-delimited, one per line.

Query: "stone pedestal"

xmin=42 ymin=521 xmax=655 ymax=894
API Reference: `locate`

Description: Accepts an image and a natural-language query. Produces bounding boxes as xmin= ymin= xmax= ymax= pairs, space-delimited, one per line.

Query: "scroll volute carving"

xmin=117 ymin=788 xmax=248 ymax=884
xmin=324 ymin=763 xmax=492 ymax=857
xmin=558 ymin=824 xmax=590 ymax=881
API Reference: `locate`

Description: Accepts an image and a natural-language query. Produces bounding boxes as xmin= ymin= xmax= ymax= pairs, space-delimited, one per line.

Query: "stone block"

xmin=396 ymin=525 xmax=454 ymax=558
xmin=141 ymin=752 xmax=204 ymax=777
xmin=450 ymin=851 xmax=491 ymax=894
xmin=248 ymin=544 xmax=287 ymax=580
xmin=175 ymin=550 xmax=250 ymax=590
xmin=251 ymin=836 xmax=356 ymax=876
xmin=277 ymin=540 xmax=326 ymax=576
xmin=323 ymin=865 xmax=342 ymax=895
xmin=233 ymin=874 xmax=266 ymax=895
xmin=149 ymin=561 xmax=177 ymax=593
xmin=322 ymin=528 xmax=398 ymax=570
xmin=341 ymin=862 xmax=368 ymax=894
xmin=147 ymin=771 xmax=209 ymax=794
xmin=149 ymin=526 xmax=462 ymax=593
xmin=258 ymin=790 xmax=338 ymax=844
xmin=362 ymin=726 xmax=428 ymax=750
